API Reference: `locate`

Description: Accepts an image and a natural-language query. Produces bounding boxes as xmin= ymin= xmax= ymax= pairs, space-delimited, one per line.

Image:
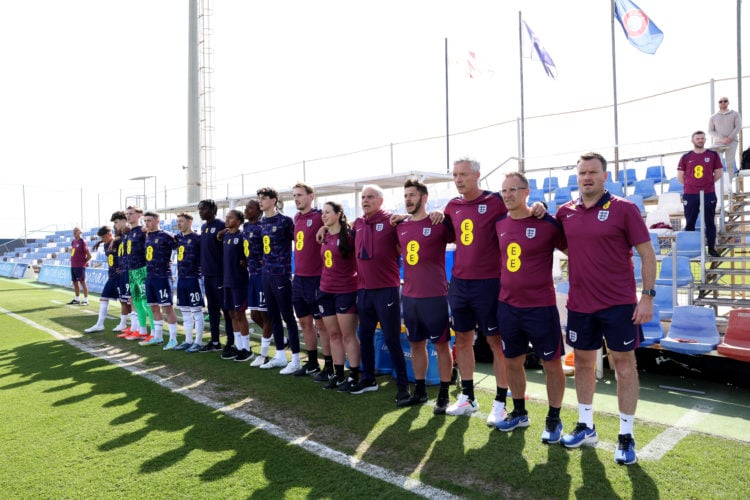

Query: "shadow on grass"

xmin=0 ymin=339 xmax=416 ymax=498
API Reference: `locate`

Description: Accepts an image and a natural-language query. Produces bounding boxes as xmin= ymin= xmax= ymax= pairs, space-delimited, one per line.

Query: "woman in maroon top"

xmin=318 ymin=201 xmax=360 ymax=391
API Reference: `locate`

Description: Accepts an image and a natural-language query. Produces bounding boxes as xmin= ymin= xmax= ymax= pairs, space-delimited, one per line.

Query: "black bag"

xmin=741 ymin=147 xmax=750 ymax=170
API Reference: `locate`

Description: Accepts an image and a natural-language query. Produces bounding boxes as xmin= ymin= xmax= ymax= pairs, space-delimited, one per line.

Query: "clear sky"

xmin=0 ymin=0 xmax=747 ymax=238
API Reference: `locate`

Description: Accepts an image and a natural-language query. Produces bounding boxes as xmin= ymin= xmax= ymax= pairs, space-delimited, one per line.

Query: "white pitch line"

xmin=638 ymin=404 xmax=713 ymax=461
xmin=0 ymin=307 xmax=458 ymax=500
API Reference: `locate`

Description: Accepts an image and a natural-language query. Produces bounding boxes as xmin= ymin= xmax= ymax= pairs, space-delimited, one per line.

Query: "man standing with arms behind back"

xmin=678 ymin=131 xmax=724 ymax=257
xmin=557 ymin=152 xmax=656 ymax=466
xmin=708 ymin=96 xmax=742 ymax=176
xmin=68 ymin=227 xmax=92 ymax=305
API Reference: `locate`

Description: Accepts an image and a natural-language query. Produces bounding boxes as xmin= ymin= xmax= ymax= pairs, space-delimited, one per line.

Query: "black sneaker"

xmin=199 ymin=342 xmax=222 ymax=353
xmin=395 ymin=387 xmax=413 ymax=406
xmin=349 ymin=379 xmax=378 ymax=395
xmin=221 ymin=345 xmax=239 ymax=360
xmin=434 ymin=397 xmax=449 ymax=415
xmin=293 ymin=363 xmax=320 ymax=377
xmin=399 ymin=392 xmax=428 ymax=408
xmin=67 ymin=298 xmax=80 ymax=305
xmin=314 ymin=367 xmax=333 ymax=383
xmin=234 ymin=349 xmax=255 ymax=362
xmin=323 ymin=376 xmax=345 ymax=390
xmin=708 ymin=248 xmax=721 ymax=258
xmin=337 ymin=377 xmax=356 ymax=393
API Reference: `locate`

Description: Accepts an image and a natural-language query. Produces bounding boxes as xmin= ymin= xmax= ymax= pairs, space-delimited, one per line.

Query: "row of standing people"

xmin=82 ymin=153 xmax=654 ymax=466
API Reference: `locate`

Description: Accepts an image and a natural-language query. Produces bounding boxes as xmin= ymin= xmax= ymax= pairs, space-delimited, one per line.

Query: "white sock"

xmin=118 ymin=314 xmax=128 ymax=327
xmin=153 ymin=320 xmax=164 ymax=341
xmin=240 ymin=335 xmax=249 ymax=351
xmin=130 ymin=312 xmax=139 ymax=330
xmin=96 ymin=301 xmax=108 ymax=326
xmin=292 ymin=352 xmax=300 ymax=365
xmin=578 ymin=403 xmax=594 ymax=428
xmin=261 ymin=337 xmax=271 ymax=357
xmin=182 ymin=311 xmax=194 ymax=344
xmin=168 ymin=322 xmax=177 ymax=342
xmin=139 ymin=323 xmax=148 ymax=335
xmin=275 ymin=350 xmax=286 ymax=362
xmin=193 ymin=310 xmax=204 ymax=344
xmin=75 ymin=295 xmax=80 ymax=301
xmin=619 ymin=413 xmax=635 ymax=436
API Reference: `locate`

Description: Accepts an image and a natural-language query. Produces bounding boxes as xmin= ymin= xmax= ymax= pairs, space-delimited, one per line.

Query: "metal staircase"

xmin=693 ymin=179 xmax=750 ymax=311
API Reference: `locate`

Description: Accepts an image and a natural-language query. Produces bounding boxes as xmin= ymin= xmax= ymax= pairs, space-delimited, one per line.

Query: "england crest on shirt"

xmin=422 ymin=227 xmax=431 ymax=237
xmin=705 ymin=157 xmax=711 ymax=163
xmin=306 ymin=219 xmax=312 ymax=227
xmin=597 ymin=210 xmax=609 ymax=222
xmin=478 ymin=204 xmax=487 ymax=214
xmin=525 ymin=228 xmax=536 ymax=239
xmin=210 ymin=227 xmax=216 ymax=234
xmin=376 ymin=223 xmax=384 ymax=231
xmin=233 ymin=237 xmax=239 ymax=244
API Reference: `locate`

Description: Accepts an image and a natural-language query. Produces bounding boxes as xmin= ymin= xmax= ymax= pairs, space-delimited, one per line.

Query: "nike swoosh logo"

xmin=500 ymin=232 xmax=507 ymax=236
xmin=455 ymin=210 xmax=462 ymax=214
xmin=400 ymin=232 xmax=408 ymax=236
xmin=338 ymin=306 xmax=348 ymax=312
xmin=566 ymin=214 xmax=575 ymax=218
xmin=387 ymin=302 xmax=395 ymax=307
xmin=487 ymin=326 xmax=498 ymax=331
xmin=277 ymin=286 xmax=285 ymax=289
xmin=544 ymin=351 xmax=554 ymax=356
xmin=623 ymin=339 xmax=635 ymax=345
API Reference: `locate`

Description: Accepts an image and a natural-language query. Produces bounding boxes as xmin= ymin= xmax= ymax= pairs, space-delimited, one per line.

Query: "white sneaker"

xmin=84 ymin=324 xmax=105 ymax=333
xmin=81 ymin=299 xmax=89 ymax=306
xmin=486 ymin=400 xmax=507 ymax=427
xmin=445 ymin=394 xmax=479 ymax=416
xmin=279 ymin=360 xmax=301 ymax=375
xmin=112 ymin=323 xmax=127 ymax=332
xmin=250 ymin=355 xmax=267 ymax=367
xmin=260 ymin=357 xmax=288 ymax=369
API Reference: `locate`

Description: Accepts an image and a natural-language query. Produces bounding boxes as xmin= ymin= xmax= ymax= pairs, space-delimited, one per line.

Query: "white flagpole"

xmin=518 ymin=11 xmax=526 ymax=173
xmin=610 ymin=0 xmax=621 ymax=181
xmin=444 ymin=37 xmax=450 ymax=173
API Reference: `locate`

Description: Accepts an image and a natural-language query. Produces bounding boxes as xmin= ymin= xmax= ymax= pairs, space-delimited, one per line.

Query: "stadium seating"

xmin=640 ymin=304 xmax=665 ymax=347
xmin=660 ymin=306 xmax=720 ymax=355
xmin=653 ymin=284 xmax=674 ymax=320
xmin=553 ymin=187 xmax=573 ymax=206
xmin=619 ymin=168 xmax=638 ymax=188
xmin=604 ymin=181 xmax=624 ymax=197
xmin=626 ymin=194 xmax=646 ymax=216
xmin=717 ymin=309 xmax=750 ymax=362
xmin=566 ymin=174 xmax=578 ymax=191
xmin=632 ymin=254 xmax=642 ymax=284
xmin=668 ymin=177 xmax=683 ymax=193
xmin=528 ymin=178 xmax=538 ymax=190
xmin=645 ymin=165 xmax=668 ymax=184
xmin=656 ymin=255 xmax=694 ymax=286
xmin=634 ymin=179 xmax=658 ymax=201
xmin=542 ymin=176 xmax=559 ymax=193
xmin=675 ymin=231 xmax=702 ymax=259
xmin=528 ymin=189 xmax=546 ymax=204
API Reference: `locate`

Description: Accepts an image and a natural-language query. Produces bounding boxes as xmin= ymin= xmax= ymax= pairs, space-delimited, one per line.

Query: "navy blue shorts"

xmin=448 ymin=277 xmax=500 ymax=335
xmin=402 ymin=295 xmax=451 ymax=344
xmin=177 ymin=276 xmax=204 ymax=308
xmin=145 ymin=276 xmax=173 ymax=306
xmin=117 ymin=273 xmax=130 ymax=301
xmin=71 ymin=267 xmax=86 ymax=283
xmin=101 ymin=277 xmax=119 ymax=300
xmin=292 ymin=275 xmax=322 ymax=319
xmin=247 ymin=273 xmax=267 ymax=311
xmin=497 ymin=301 xmax=563 ymax=360
xmin=224 ymin=285 xmax=248 ymax=312
xmin=317 ymin=291 xmax=357 ymax=317
xmin=566 ymin=304 xmax=643 ymax=352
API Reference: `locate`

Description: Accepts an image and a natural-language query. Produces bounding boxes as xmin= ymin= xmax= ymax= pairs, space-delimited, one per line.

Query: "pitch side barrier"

xmin=37 ymin=265 xmax=108 ymax=294
xmin=0 ymin=262 xmax=29 ymax=279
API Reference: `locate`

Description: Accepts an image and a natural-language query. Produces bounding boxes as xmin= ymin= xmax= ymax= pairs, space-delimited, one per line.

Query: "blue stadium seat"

xmin=632 ymin=254 xmax=642 ymax=284
xmin=527 ymin=178 xmax=538 ymax=190
xmin=545 ymin=199 xmax=557 ymax=216
xmin=542 ymin=177 xmax=559 ymax=193
xmin=655 ymin=255 xmax=694 ymax=286
xmin=675 ymin=231 xmax=702 ymax=258
xmin=528 ymin=189 xmax=546 ymax=204
xmin=554 ymin=187 xmax=572 ymax=206
xmin=645 ymin=165 xmax=667 ymax=184
xmin=660 ymin=306 xmax=719 ymax=355
xmin=566 ymin=174 xmax=578 ymax=191
xmin=654 ymin=284 xmax=674 ymax=320
xmin=626 ymin=194 xmax=646 ymax=216
xmin=649 ymin=231 xmax=661 ymax=256
xmin=634 ymin=179 xmax=658 ymax=201
xmin=619 ymin=168 xmax=638 ymax=187
xmin=604 ymin=181 xmax=624 ymax=197
xmin=667 ymin=177 xmax=683 ymax=193
xmin=640 ymin=304 xmax=665 ymax=347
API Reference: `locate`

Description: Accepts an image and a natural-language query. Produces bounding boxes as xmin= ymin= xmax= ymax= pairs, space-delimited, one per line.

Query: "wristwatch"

xmin=641 ymin=289 xmax=656 ymax=297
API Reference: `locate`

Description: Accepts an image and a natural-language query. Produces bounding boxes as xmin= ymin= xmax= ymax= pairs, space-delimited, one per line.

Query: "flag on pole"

xmin=614 ymin=0 xmax=663 ymax=54
xmin=522 ymin=20 xmax=557 ymax=79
